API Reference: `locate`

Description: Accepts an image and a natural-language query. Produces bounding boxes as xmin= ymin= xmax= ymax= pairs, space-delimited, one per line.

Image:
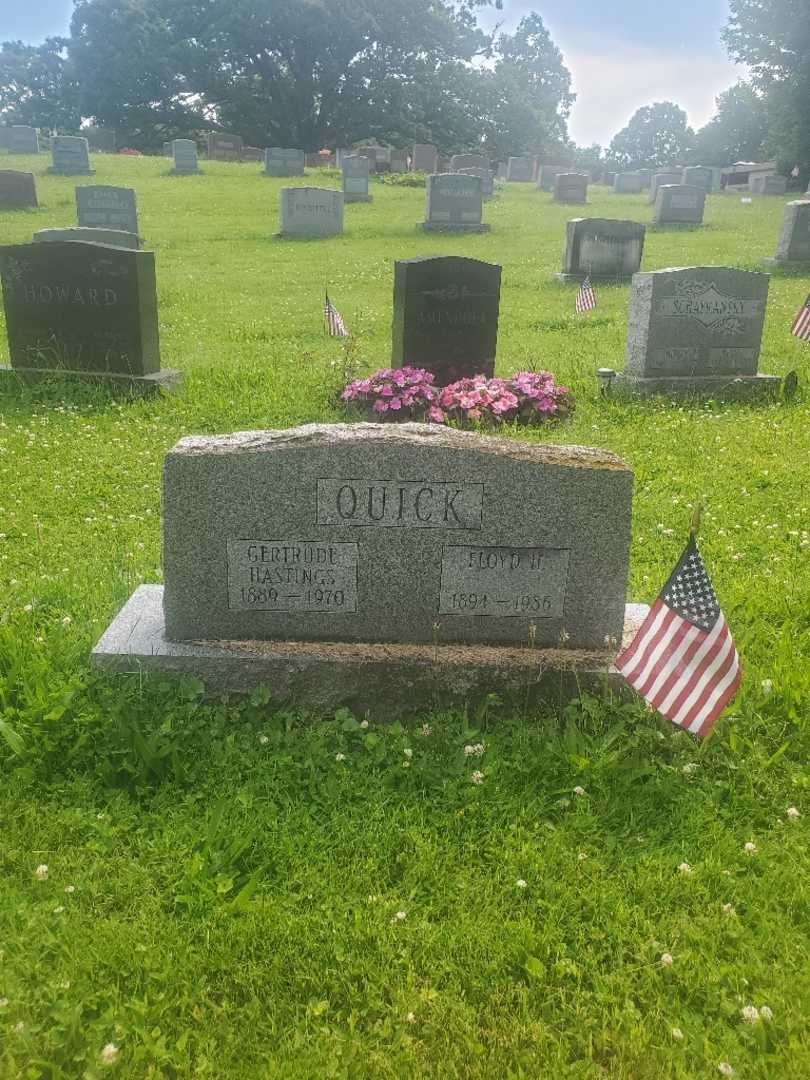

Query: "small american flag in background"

xmin=575 ymin=275 xmax=596 ymax=314
xmin=324 ymin=293 xmax=348 ymax=337
xmin=790 ymin=292 xmax=810 ymax=342
xmin=615 ymin=536 xmax=741 ymax=738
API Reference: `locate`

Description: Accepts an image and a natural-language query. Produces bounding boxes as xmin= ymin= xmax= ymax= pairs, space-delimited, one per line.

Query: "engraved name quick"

xmin=316 ymin=479 xmax=483 ymax=528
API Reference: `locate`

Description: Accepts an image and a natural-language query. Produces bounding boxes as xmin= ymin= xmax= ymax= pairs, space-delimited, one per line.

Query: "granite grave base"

xmin=613 ymin=372 xmax=781 ymax=401
xmin=417 ymin=222 xmax=491 ymax=234
xmin=0 ymin=365 xmax=183 ymax=396
xmin=92 ymin=585 xmax=649 ymax=718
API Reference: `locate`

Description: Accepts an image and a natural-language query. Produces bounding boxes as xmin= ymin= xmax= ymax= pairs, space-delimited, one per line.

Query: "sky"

xmin=1 ymin=0 xmax=743 ymax=147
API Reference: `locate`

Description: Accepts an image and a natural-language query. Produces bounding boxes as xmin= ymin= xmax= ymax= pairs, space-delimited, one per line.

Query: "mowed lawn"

xmin=1 ymin=155 xmax=809 ymax=1078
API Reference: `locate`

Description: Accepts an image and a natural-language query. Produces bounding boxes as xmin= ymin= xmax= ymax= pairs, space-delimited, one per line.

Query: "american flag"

xmin=324 ymin=293 xmax=348 ymax=337
xmin=615 ymin=536 xmax=741 ymax=738
xmin=790 ymin=292 xmax=810 ymax=342
xmin=575 ymin=275 xmax=596 ymax=314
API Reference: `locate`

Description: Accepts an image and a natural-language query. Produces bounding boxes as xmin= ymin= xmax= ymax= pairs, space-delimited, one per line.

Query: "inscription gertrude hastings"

xmin=161 ymin=424 xmax=633 ymax=649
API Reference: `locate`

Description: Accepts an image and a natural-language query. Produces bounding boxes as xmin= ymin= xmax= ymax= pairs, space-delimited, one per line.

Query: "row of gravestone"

xmin=0 ymin=126 xmax=114 ymax=154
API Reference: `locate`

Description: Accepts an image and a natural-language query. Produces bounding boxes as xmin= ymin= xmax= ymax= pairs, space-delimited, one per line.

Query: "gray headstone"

xmin=0 ymin=128 xmax=10 ymax=150
xmin=506 ymin=156 xmax=533 ymax=182
xmin=0 ymin=170 xmax=37 ymax=210
xmin=162 ymin=141 xmax=173 ymax=157
xmin=85 ymin=127 xmax=116 ymax=153
xmin=263 ymin=147 xmax=305 ymax=176
xmin=50 ymin=136 xmax=93 ymax=176
xmin=450 ymin=154 xmax=489 ymax=172
xmin=76 ymin=185 xmax=139 ymax=235
xmin=682 ymin=166 xmax=716 ymax=192
xmin=341 ymin=154 xmax=372 ymax=203
xmin=649 ymin=171 xmax=683 ymax=204
xmin=389 ymin=150 xmax=409 ymax=172
xmin=391 ymin=255 xmax=501 ymax=383
xmin=636 ymin=168 xmax=653 ymax=189
xmin=412 ymin=144 xmax=438 ymax=172
xmin=421 ymin=173 xmax=487 ymax=232
xmin=613 ymin=172 xmax=644 ymax=194
xmin=161 ymin=423 xmax=633 ymax=652
xmin=456 ymin=167 xmax=494 ymax=199
xmin=749 ymin=174 xmax=787 ymax=195
xmin=279 ymin=187 xmax=343 ymax=236
xmin=241 ymin=146 xmax=263 ymax=162
xmin=559 ymin=218 xmax=646 ymax=281
xmin=9 ymin=126 xmax=39 ymax=154
xmin=207 ymin=132 xmax=243 ymax=161
xmin=553 ymin=172 xmax=588 ymax=204
xmin=171 ymin=140 xmax=201 ymax=174
xmin=652 ymin=184 xmax=706 ymax=226
xmin=33 ymin=227 xmax=140 ymax=250
xmin=537 ymin=165 xmax=567 ymax=192
xmin=0 ymin=240 xmax=161 ymax=376
xmin=766 ymin=199 xmax=810 ymax=266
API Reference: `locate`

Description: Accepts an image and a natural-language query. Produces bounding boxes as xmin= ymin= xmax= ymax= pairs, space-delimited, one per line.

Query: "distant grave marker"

xmin=420 ymin=173 xmax=487 ymax=232
xmin=50 ymin=136 xmax=94 ymax=176
xmin=652 ymin=184 xmax=706 ymax=226
xmin=0 ymin=170 xmax=37 ymax=210
xmin=278 ymin=187 xmax=343 ymax=236
xmin=263 ymin=148 xmax=305 ymax=177
xmin=558 ymin=218 xmax=646 ymax=282
xmin=76 ymin=186 xmax=139 ymax=236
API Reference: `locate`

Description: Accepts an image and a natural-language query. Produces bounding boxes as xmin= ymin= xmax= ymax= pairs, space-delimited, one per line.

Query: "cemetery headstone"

xmin=9 ymin=126 xmax=39 ymax=154
xmin=553 ymin=172 xmax=588 ymax=204
xmin=33 ymin=227 xmax=140 ymax=250
xmin=76 ymin=185 xmax=139 ymax=236
xmin=162 ymin=142 xmax=173 ymax=157
xmin=649 ymin=171 xmax=683 ymax=204
xmin=207 ymin=132 xmax=243 ymax=161
xmin=537 ymin=164 xmax=567 ymax=192
xmin=763 ymin=199 xmax=810 ymax=268
xmin=506 ymin=156 xmax=533 ymax=182
xmin=0 ymin=171 xmax=37 ymax=210
xmin=615 ymin=266 xmax=779 ymax=399
xmin=636 ymin=168 xmax=653 ymax=189
xmin=50 ymin=136 xmax=94 ymax=176
xmin=496 ymin=162 xmax=507 ymax=180
xmin=389 ymin=150 xmax=409 ymax=172
xmin=171 ymin=140 xmax=201 ymax=174
xmin=456 ymin=167 xmax=494 ymax=199
xmin=0 ymin=128 xmax=10 ymax=150
xmin=85 ymin=127 xmax=116 ymax=153
xmin=652 ymin=184 xmax=706 ymax=226
xmin=558 ymin=218 xmax=646 ymax=282
xmin=602 ymin=171 xmax=615 ymax=186
xmin=412 ymin=144 xmax=438 ymax=172
xmin=341 ymin=155 xmax=372 ymax=203
xmin=279 ymin=187 xmax=343 ymax=237
xmin=450 ymin=153 xmax=489 ymax=172
xmin=613 ymin=172 xmax=644 ymax=194
xmin=391 ymin=255 xmax=501 ymax=382
xmin=749 ymin=174 xmax=787 ymax=195
xmin=682 ymin=165 xmax=715 ymax=192
xmin=241 ymin=146 xmax=263 ymax=162
xmin=419 ymin=173 xmax=487 ymax=232
xmin=0 ymin=239 xmax=180 ymax=392
xmin=263 ymin=147 xmax=305 ymax=176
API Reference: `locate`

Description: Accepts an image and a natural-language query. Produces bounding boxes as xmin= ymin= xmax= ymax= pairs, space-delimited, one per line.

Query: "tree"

xmin=608 ymin=102 xmax=695 ymax=169
xmin=723 ymin=0 xmax=810 ymax=182
xmin=693 ymin=82 xmax=768 ymax=166
xmin=0 ymin=38 xmax=80 ymax=132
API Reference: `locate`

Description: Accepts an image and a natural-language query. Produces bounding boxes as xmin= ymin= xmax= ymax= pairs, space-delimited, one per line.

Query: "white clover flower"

xmin=258 ymin=734 xmax=269 ymax=745
xmin=35 ymin=864 xmax=48 ymax=880
xmin=420 ymin=724 xmax=432 ymax=737
xmin=0 ymin=998 xmax=8 ymax=1008
xmin=671 ymin=1027 xmax=684 ymax=1041
xmin=577 ymin=851 xmax=588 ymax=862
xmin=718 ymin=1063 xmax=734 ymax=1076
xmin=678 ymin=862 xmax=693 ymax=875
xmin=402 ymin=760 xmax=411 ymax=769
xmin=463 ymin=743 xmax=485 ymax=757
xmin=660 ymin=952 xmax=674 ymax=966
xmin=681 ymin=762 xmax=699 ymax=777
xmin=100 ymin=1043 xmax=119 ymax=1066
xmin=759 ymin=1005 xmax=773 ymax=1021
xmin=744 ymin=841 xmax=757 ymax=855
xmin=61 ymin=615 xmax=72 ymax=626
xmin=335 ymin=752 xmax=346 ymax=762
xmin=359 ymin=719 xmax=369 ymax=730
xmin=761 ymin=679 xmax=773 ymax=696
xmin=787 ymin=806 xmax=800 ymax=821
xmin=573 ymin=786 xmax=586 ymax=797
xmin=722 ymin=903 xmax=737 ymax=917
xmin=23 ymin=603 xmax=33 ymax=613
xmin=64 ymin=885 xmax=75 ymax=894
xmin=516 ymin=879 xmax=528 ymax=889
xmin=391 ymin=910 xmax=407 ymax=923
xmin=470 ymin=770 xmax=484 ymax=785
xmin=403 ymin=748 xmax=413 ymax=759
xmin=13 ymin=1021 xmax=23 ymax=1033
xmin=53 ymin=905 xmax=65 ymax=914
xmin=741 ymin=1005 xmax=759 ymax=1024
xmin=406 ymin=1011 xmax=416 ymax=1023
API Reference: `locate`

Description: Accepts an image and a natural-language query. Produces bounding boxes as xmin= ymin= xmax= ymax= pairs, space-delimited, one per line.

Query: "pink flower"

xmin=373 ymin=399 xmax=389 ymax=413
xmin=388 ymin=398 xmax=402 ymax=410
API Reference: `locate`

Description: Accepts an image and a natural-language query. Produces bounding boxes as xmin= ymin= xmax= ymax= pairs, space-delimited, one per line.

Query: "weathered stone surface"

xmin=33 ymin=227 xmax=140 ymax=249
xmin=0 ymin=128 xmax=10 ymax=150
xmin=76 ymin=186 xmax=139 ymax=235
xmin=0 ymin=170 xmax=37 ymax=210
xmin=160 ymin=423 xmax=633 ymax=652
xmin=636 ymin=168 xmax=653 ymax=188
xmin=162 ymin=142 xmax=173 ymax=157
xmin=207 ymin=132 xmax=243 ymax=161
xmin=85 ymin=127 xmax=116 ymax=153
xmin=558 ymin=218 xmax=645 ymax=281
xmin=9 ymin=126 xmax=38 ymax=154
xmin=553 ymin=172 xmax=588 ymax=204
xmin=412 ymin=144 xmax=438 ymax=172
xmin=749 ymin=174 xmax=787 ymax=195
xmin=391 ymin=255 xmax=501 ymax=382
xmin=613 ymin=172 xmax=644 ymax=194
xmin=682 ymin=165 xmax=717 ymax=192
xmin=649 ymin=171 xmax=683 ymax=204
xmin=263 ymin=147 xmax=305 ymax=176
xmin=279 ymin=187 xmax=343 ymax=236
xmin=92 ymin=584 xmax=648 ymax=716
xmin=0 ymin=240 xmax=161 ymax=377
xmin=506 ymin=156 xmax=533 ymax=181
xmin=341 ymin=155 xmax=372 ymax=203
xmin=420 ymin=173 xmax=487 ymax=232
xmin=616 ymin=265 xmax=779 ymax=398
xmin=652 ymin=184 xmax=706 ymax=226
xmin=171 ymin=140 xmax=201 ymax=174
xmin=766 ymin=199 xmax=810 ymax=266
xmin=49 ymin=136 xmax=93 ymax=176
xmin=241 ymin=146 xmax=263 ymax=162
xmin=456 ymin=167 xmax=494 ymax=199
xmin=536 ymin=164 xmax=568 ymax=192
xmin=389 ymin=150 xmax=409 ymax=172
xmin=450 ymin=153 xmax=489 ymax=172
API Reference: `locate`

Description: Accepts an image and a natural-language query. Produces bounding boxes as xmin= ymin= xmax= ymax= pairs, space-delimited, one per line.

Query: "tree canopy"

xmin=608 ymin=102 xmax=695 ymax=169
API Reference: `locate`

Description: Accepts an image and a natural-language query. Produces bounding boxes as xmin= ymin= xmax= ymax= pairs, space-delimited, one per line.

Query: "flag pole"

xmin=689 ymin=501 xmax=703 ymax=540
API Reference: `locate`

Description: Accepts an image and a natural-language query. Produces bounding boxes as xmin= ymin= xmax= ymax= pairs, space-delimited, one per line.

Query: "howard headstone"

xmin=76 ymin=185 xmax=139 ymax=235
xmin=615 ymin=266 xmax=779 ymax=399
xmin=391 ymin=255 xmax=501 ymax=383
xmin=207 ymin=133 xmax=243 ymax=161
xmin=420 ymin=173 xmax=487 ymax=232
xmin=506 ymin=156 xmax=533 ymax=182
xmin=263 ymin=148 xmax=305 ymax=177
xmin=652 ymin=184 xmax=706 ymax=226
xmin=0 ymin=240 xmax=179 ymax=391
xmin=764 ymin=199 xmax=810 ymax=268
xmin=749 ymin=174 xmax=787 ymax=195
xmin=171 ymin=140 xmax=201 ymax=174
xmin=0 ymin=171 xmax=37 ymax=210
xmin=341 ymin=154 xmax=372 ymax=203
xmin=279 ymin=187 xmax=343 ymax=237
xmin=558 ymin=218 xmax=646 ymax=282
xmin=613 ymin=172 xmax=644 ymax=194
xmin=553 ymin=172 xmax=588 ymax=204
xmin=50 ymin=136 xmax=93 ymax=176
xmin=33 ymin=227 xmax=140 ymax=250
xmin=412 ymin=144 xmax=438 ymax=172
xmin=9 ymin=127 xmax=39 ymax=154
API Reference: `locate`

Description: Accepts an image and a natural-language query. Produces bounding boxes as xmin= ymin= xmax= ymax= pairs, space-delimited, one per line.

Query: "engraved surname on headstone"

xmin=76 ymin=186 xmax=139 ymax=234
xmin=654 ymin=285 xmax=763 ymax=327
xmin=316 ymin=479 xmax=483 ymax=528
xmin=438 ymin=545 xmax=570 ymax=618
xmin=226 ymin=539 xmax=358 ymax=612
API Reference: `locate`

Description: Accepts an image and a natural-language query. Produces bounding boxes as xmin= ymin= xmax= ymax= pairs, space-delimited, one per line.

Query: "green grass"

xmin=1 ymin=154 xmax=810 ymax=1078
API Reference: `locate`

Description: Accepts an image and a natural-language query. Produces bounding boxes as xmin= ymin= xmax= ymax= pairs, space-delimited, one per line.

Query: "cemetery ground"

xmin=1 ymin=155 xmax=809 ymax=1079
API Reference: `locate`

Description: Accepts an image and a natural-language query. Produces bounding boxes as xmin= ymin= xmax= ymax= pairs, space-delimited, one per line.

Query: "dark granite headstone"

xmin=9 ymin=127 xmax=39 ymax=154
xmin=76 ymin=186 xmax=139 ymax=235
xmin=412 ymin=144 xmax=438 ymax=172
xmin=420 ymin=173 xmax=487 ymax=232
xmin=85 ymin=127 xmax=116 ymax=153
xmin=263 ymin=148 xmax=305 ymax=176
xmin=558 ymin=218 xmax=646 ymax=282
xmin=0 ymin=171 xmax=37 ymax=210
xmin=506 ymin=156 xmax=533 ymax=181
xmin=241 ymin=146 xmax=263 ymax=162
xmin=391 ymin=255 xmax=501 ymax=383
xmin=207 ymin=132 xmax=243 ymax=161
xmin=652 ymin=184 xmax=706 ymax=225
xmin=553 ymin=172 xmax=588 ymax=204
